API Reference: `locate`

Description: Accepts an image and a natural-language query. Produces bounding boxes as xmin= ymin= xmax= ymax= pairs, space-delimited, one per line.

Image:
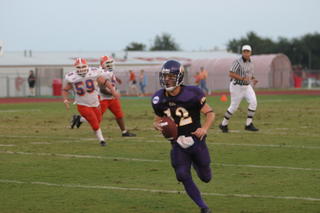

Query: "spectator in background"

xmin=128 ymin=70 xmax=138 ymax=96
xmin=27 ymin=70 xmax=36 ymax=96
xmin=15 ymin=75 xmax=25 ymax=92
xmin=194 ymin=72 xmax=201 ymax=86
xmin=199 ymin=67 xmax=209 ymax=95
xmin=139 ymin=69 xmax=147 ymax=96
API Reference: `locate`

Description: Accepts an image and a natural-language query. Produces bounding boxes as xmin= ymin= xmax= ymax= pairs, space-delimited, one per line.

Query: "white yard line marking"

xmin=1 ymin=150 xmax=319 ymax=171
xmin=130 ymin=140 xmax=320 ymax=150
xmin=274 ymin=128 xmax=290 ymax=130
xmin=0 ymin=109 xmax=41 ymax=113
xmin=0 ymin=135 xmax=72 ymax=139
xmin=0 ymin=144 xmax=16 ymax=147
xmin=0 ymin=179 xmax=319 ymax=202
xmin=78 ymin=138 xmax=98 ymax=141
xmin=216 ymin=163 xmax=320 ymax=171
xmin=30 ymin=142 xmax=51 ymax=145
xmin=1 ymin=134 xmax=320 ymax=150
xmin=208 ymin=142 xmax=320 ymax=150
xmin=0 ymin=150 xmax=163 ymax=163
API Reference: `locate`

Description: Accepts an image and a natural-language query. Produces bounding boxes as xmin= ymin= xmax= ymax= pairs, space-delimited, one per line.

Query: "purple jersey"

xmin=152 ymin=85 xmax=206 ymax=137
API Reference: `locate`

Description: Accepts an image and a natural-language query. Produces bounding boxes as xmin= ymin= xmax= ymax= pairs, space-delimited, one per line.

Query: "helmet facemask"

xmin=159 ymin=67 xmax=184 ymax=91
xmin=76 ymin=64 xmax=89 ymax=77
xmin=100 ymin=56 xmax=114 ymax=71
xmin=102 ymin=60 xmax=114 ymax=71
xmin=74 ymin=58 xmax=89 ymax=77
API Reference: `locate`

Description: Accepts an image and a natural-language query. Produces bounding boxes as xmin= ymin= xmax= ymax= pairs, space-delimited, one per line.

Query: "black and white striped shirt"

xmin=230 ymin=57 xmax=254 ymax=85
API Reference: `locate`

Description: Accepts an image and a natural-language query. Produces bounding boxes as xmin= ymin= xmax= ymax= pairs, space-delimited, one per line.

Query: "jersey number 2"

xmin=164 ymin=107 xmax=192 ymax=126
xmin=75 ymin=79 xmax=95 ymax=96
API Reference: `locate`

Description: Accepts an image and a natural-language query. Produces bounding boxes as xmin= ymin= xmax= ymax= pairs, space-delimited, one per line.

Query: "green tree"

xmin=301 ymin=33 xmax=320 ymax=69
xmin=125 ymin=42 xmax=146 ymax=51
xmin=227 ymin=32 xmax=320 ymax=69
xmin=227 ymin=31 xmax=276 ymax=54
xmin=150 ymin=33 xmax=180 ymax=51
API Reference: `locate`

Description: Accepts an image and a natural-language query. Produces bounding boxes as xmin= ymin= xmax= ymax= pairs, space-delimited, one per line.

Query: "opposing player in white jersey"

xmin=71 ymin=56 xmax=136 ymax=137
xmin=62 ymin=58 xmax=119 ymax=146
xmin=219 ymin=45 xmax=259 ymax=133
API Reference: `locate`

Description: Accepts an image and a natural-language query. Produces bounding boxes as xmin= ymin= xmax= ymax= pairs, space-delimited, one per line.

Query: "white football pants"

xmin=227 ymin=82 xmax=257 ymax=114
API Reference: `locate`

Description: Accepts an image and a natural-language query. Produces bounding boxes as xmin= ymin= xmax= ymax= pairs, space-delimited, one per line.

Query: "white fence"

xmin=0 ymin=65 xmax=167 ymax=97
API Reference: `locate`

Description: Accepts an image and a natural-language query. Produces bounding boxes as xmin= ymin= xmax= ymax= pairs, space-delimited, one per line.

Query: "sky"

xmin=1 ymin=0 xmax=319 ymax=51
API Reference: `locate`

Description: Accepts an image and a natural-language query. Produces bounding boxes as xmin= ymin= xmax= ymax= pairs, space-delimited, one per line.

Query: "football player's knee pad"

xmin=114 ymin=111 xmax=124 ymax=119
xmin=91 ymin=123 xmax=100 ymax=131
xmin=175 ymin=169 xmax=191 ymax=182
xmin=115 ymin=115 xmax=124 ymax=120
xmin=200 ymin=175 xmax=211 ymax=183
xmin=197 ymin=167 xmax=212 ymax=183
xmin=249 ymin=101 xmax=257 ymax=110
xmin=228 ymin=104 xmax=238 ymax=114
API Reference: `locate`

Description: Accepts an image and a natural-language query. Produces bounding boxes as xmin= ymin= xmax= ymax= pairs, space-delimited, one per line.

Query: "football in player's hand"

xmin=160 ymin=117 xmax=178 ymax=140
xmin=99 ymin=85 xmax=112 ymax=95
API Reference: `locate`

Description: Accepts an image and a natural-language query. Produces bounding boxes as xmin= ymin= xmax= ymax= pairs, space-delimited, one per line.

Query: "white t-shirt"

xmin=65 ymin=67 xmax=102 ymax=107
xmin=99 ymin=69 xmax=118 ymax=100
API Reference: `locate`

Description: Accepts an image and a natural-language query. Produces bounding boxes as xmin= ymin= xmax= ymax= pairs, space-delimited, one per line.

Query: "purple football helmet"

xmin=159 ymin=60 xmax=184 ymax=91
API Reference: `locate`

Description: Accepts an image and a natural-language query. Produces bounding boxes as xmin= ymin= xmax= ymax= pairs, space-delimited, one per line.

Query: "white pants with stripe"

xmin=227 ymin=82 xmax=257 ymax=114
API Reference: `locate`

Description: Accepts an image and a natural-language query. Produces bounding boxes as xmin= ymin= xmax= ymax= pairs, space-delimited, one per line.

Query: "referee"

xmin=219 ymin=45 xmax=259 ymax=133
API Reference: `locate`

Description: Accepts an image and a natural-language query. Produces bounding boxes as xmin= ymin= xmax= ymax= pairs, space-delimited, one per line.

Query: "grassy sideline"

xmin=0 ymin=94 xmax=320 ymax=213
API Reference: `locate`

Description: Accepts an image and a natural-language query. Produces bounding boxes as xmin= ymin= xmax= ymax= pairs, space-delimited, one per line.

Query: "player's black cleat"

xmin=100 ymin=141 xmax=107 ymax=146
xmin=70 ymin=115 xmax=78 ymax=129
xmin=245 ymin=123 xmax=259 ymax=131
xmin=219 ymin=124 xmax=229 ymax=133
xmin=201 ymin=207 xmax=212 ymax=213
xmin=75 ymin=115 xmax=82 ymax=128
xmin=122 ymin=131 xmax=136 ymax=137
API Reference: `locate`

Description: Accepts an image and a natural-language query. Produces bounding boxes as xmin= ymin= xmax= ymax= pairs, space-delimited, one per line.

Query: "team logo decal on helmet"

xmin=159 ymin=60 xmax=184 ymax=91
xmin=74 ymin=58 xmax=89 ymax=77
xmin=100 ymin=56 xmax=114 ymax=71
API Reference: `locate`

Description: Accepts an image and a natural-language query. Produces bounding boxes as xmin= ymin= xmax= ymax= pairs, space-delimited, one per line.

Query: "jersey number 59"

xmin=74 ymin=79 xmax=95 ymax=96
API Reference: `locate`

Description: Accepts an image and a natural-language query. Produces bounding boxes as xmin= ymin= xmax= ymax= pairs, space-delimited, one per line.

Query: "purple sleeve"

xmin=193 ymin=87 xmax=206 ymax=109
xmin=152 ymin=104 xmax=164 ymax=117
xmin=151 ymin=95 xmax=164 ymax=117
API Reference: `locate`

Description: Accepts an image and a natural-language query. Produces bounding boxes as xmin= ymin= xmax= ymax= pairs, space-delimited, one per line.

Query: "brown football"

xmin=160 ymin=117 xmax=178 ymax=140
xmin=99 ymin=85 xmax=112 ymax=96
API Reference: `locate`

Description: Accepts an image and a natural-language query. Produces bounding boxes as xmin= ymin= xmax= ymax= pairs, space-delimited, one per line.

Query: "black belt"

xmin=233 ymin=81 xmax=249 ymax=86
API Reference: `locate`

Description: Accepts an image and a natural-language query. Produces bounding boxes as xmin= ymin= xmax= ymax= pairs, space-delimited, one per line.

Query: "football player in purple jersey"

xmin=151 ymin=60 xmax=215 ymax=213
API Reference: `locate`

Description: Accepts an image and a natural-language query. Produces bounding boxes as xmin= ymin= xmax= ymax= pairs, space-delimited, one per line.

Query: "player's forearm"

xmin=104 ymin=80 xmax=113 ymax=90
xmin=62 ymin=90 xmax=70 ymax=101
xmin=153 ymin=116 xmax=162 ymax=131
xmin=202 ymin=112 xmax=215 ymax=132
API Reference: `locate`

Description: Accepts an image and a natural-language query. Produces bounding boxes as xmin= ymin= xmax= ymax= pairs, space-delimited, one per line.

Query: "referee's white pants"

xmin=227 ymin=82 xmax=257 ymax=114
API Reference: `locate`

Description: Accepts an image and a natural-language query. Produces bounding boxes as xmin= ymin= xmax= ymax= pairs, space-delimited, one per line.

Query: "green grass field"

xmin=0 ymin=94 xmax=320 ymax=213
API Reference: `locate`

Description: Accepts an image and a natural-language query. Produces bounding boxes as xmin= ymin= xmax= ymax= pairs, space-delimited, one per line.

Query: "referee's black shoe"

xmin=245 ymin=123 xmax=259 ymax=131
xmin=219 ymin=124 xmax=229 ymax=133
xmin=100 ymin=141 xmax=107 ymax=146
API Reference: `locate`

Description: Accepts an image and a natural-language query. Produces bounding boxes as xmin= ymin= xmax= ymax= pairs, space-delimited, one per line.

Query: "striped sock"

xmin=222 ymin=110 xmax=232 ymax=126
xmin=246 ymin=108 xmax=255 ymax=126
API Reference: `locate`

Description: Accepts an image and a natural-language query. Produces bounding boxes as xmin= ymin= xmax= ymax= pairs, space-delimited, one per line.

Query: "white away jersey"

xmin=99 ymin=69 xmax=118 ymax=100
xmin=65 ymin=67 xmax=103 ymax=107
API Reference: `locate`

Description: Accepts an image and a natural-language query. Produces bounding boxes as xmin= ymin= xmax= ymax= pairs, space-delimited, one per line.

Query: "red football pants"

xmin=100 ymin=99 xmax=124 ymax=119
xmin=77 ymin=105 xmax=102 ymax=131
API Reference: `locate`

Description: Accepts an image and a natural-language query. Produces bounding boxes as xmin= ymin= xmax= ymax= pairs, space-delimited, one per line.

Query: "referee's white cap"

xmin=242 ymin=45 xmax=252 ymax=52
